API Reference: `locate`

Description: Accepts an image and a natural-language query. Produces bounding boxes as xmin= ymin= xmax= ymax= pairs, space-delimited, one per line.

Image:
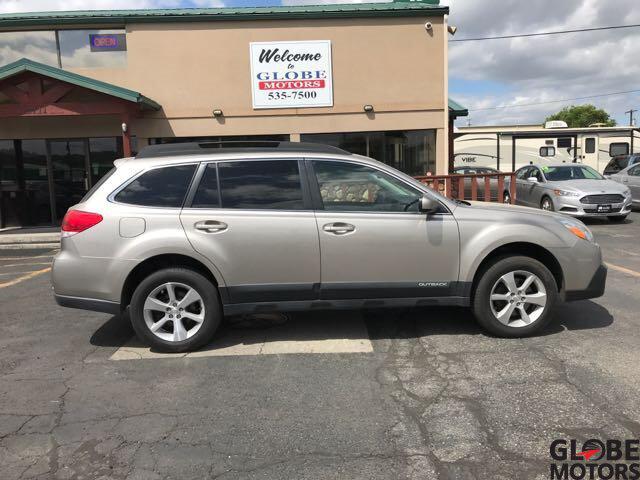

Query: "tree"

xmin=545 ymin=104 xmax=616 ymax=128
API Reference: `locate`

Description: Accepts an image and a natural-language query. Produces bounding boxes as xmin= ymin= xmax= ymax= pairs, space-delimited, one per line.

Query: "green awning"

xmin=449 ymin=98 xmax=468 ymax=118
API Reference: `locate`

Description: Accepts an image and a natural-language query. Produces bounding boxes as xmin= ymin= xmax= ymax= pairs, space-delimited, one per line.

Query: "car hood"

xmin=546 ymin=179 xmax=628 ymax=194
xmin=463 ymin=201 xmax=563 ymax=219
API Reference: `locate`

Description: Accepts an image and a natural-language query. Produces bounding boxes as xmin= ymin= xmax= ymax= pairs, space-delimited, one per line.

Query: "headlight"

xmin=553 ymin=189 xmax=580 ymax=197
xmin=559 ymin=218 xmax=594 ymax=243
xmin=624 ymin=189 xmax=632 ymax=197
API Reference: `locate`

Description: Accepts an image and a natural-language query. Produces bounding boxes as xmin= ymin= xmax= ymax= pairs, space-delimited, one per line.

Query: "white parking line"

xmin=111 ymin=313 xmax=374 ymax=360
xmin=0 ymin=267 xmax=51 ymax=289
xmin=0 ymin=262 xmax=52 ymax=268
xmin=606 ymin=262 xmax=640 ymax=278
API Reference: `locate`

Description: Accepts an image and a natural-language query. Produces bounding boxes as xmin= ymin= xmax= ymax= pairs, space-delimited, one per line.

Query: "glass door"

xmin=49 ymin=139 xmax=89 ymax=222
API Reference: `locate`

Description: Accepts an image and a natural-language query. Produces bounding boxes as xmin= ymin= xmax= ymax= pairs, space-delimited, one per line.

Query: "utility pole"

xmin=625 ymin=109 xmax=637 ymax=126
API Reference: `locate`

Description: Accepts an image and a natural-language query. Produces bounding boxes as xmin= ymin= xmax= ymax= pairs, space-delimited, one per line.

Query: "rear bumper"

xmin=54 ymin=293 xmax=120 ymax=315
xmin=564 ymin=264 xmax=607 ymax=301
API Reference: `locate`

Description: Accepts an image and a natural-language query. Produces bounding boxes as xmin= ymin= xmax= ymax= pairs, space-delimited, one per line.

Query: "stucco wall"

xmin=0 ymin=14 xmax=448 ymax=171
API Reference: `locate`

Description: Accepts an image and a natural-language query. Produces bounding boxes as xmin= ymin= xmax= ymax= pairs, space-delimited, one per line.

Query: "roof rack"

xmin=135 ymin=141 xmax=351 ymax=159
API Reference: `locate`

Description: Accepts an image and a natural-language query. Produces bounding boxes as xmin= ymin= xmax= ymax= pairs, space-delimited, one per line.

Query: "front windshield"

xmin=542 ymin=165 xmax=604 ymax=181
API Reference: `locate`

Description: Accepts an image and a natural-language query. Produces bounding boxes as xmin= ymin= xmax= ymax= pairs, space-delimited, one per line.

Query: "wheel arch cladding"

xmin=120 ymin=254 xmax=220 ymax=310
xmin=470 ymin=242 xmax=564 ymax=297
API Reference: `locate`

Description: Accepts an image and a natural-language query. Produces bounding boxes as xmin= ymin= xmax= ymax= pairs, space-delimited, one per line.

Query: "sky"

xmin=0 ymin=0 xmax=638 ymax=127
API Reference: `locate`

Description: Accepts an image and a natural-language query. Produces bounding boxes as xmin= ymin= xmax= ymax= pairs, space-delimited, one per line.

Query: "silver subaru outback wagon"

xmin=52 ymin=142 xmax=607 ymax=352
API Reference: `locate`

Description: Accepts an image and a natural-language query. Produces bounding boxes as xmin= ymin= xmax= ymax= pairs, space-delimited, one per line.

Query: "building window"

xmin=149 ymin=134 xmax=290 ymax=145
xmin=89 ymin=137 xmax=123 ymax=186
xmin=609 ymin=142 xmax=629 ymax=157
xmin=301 ymin=130 xmax=436 ymax=176
xmin=0 ymin=31 xmax=58 ymax=67
xmin=58 ymin=30 xmax=127 ymax=68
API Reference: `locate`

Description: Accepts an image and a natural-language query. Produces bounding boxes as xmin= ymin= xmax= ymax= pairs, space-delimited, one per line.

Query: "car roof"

xmin=524 ymin=163 xmax=591 ymax=169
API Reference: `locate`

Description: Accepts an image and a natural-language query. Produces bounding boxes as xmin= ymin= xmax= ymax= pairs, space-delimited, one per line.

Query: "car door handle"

xmin=323 ymin=222 xmax=355 ymax=235
xmin=194 ymin=220 xmax=228 ymax=233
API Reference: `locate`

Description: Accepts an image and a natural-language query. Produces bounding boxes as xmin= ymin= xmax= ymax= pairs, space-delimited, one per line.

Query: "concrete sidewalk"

xmin=0 ymin=230 xmax=60 ymax=249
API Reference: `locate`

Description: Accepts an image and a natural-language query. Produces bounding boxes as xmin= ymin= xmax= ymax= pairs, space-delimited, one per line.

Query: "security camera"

xmin=425 ymin=22 xmax=433 ymax=31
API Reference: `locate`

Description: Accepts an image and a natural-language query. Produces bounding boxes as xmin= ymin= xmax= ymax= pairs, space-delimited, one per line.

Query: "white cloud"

xmin=447 ymin=0 xmax=640 ymax=126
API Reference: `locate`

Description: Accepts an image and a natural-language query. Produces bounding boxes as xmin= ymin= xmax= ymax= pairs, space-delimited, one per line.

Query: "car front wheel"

xmin=540 ymin=196 xmax=554 ymax=212
xmin=472 ymin=256 xmax=558 ymax=337
xmin=130 ymin=268 xmax=222 ymax=352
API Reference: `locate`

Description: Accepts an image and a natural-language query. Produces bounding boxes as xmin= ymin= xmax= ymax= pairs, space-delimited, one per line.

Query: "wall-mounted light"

xmin=121 ymin=122 xmax=128 ymax=133
xmin=213 ymin=109 xmax=224 ymax=117
xmin=447 ymin=25 xmax=458 ymax=36
xmin=363 ymin=104 xmax=374 ymax=113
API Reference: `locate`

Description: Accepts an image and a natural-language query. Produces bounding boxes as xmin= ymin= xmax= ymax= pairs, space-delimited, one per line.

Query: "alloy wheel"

xmin=489 ymin=270 xmax=547 ymax=328
xmin=541 ymin=198 xmax=553 ymax=211
xmin=143 ymin=282 xmax=205 ymax=342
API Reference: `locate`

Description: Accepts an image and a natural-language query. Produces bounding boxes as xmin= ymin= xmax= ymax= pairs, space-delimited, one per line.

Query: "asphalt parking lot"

xmin=1 ymin=212 xmax=639 ymax=480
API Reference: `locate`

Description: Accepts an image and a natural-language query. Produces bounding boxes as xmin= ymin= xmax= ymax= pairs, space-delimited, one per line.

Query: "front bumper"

xmin=564 ymin=264 xmax=607 ymax=301
xmin=554 ymin=196 xmax=632 ymax=217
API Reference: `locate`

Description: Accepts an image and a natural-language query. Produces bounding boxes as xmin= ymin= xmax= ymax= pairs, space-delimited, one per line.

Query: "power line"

xmin=469 ymin=89 xmax=640 ymax=112
xmin=450 ymin=23 xmax=640 ymax=42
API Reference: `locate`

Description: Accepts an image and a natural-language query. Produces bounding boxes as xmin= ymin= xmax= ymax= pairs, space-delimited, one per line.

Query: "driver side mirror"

xmin=419 ymin=195 xmax=439 ymax=213
xmin=527 ymin=176 xmax=539 ymax=183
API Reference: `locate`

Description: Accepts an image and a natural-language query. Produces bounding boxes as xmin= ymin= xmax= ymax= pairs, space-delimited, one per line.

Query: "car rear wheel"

xmin=503 ymin=192 xmax=511 ymax=204
xmin=608 ymin=215 xmax=627 ymax=222
xmin=130 ymin=268 xmax=222 ymax=353
xmin=540 ymin=196 xmax=554 ymax=212
xmin=472 ymin=256 xmax=557 ymax=337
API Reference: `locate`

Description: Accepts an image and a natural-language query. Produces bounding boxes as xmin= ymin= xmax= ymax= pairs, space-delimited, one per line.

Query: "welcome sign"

xmin=249 ymin=40 xmax=333 ymax=109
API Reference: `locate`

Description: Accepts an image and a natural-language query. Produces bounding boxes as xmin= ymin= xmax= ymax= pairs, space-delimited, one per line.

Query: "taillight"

xmin=61 ymin=210 xmax=103 ymax=237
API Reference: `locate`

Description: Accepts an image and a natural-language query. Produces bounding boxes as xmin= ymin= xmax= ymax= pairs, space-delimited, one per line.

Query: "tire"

xmin=129 ymin=268 xmax=222 ymax=353
xmin=540 ymin=196 xmax=554 ymax=212
xmin=472 ymin=256 xmax=558 ymax=338
xmin=608 ymin=215 xmax=627 ymax=222
xmin=503 ymin=192 xmax=511 ymax=204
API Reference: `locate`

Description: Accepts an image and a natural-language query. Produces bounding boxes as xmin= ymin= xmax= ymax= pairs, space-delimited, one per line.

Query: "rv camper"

xmin=454 ymin=122 xmax=640 ymax=173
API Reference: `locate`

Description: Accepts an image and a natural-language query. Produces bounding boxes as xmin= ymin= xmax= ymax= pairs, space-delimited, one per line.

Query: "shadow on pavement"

xmin=90 ymin=299 xmax=613 ymax=353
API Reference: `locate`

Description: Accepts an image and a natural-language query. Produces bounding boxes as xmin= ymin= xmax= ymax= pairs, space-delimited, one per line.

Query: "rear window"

xmin=115 ymin=164 xmax=196 ymax=207
xmin=81 ymin=167 xmax=116 ymax=202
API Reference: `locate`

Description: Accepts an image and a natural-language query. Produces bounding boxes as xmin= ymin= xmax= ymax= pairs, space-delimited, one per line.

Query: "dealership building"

xmin=0 ymin=0 xmax=466 ymax=228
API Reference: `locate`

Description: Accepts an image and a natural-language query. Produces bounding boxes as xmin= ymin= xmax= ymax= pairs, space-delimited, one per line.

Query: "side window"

xmin=539 ymin=146 xmax=555 ymax=157
xmin=218 ymin=160 xmax=304 ymax=210
xmin=585 ymin=138 xmax=596 ymax=154
xmin=516 ymin=167 xmax=531 ymax=180
xmin=115 ymin=164 xmax=196 ymax=207
xmin=557 ymin=138 xmax=572 ymax=149
xmin=532 ymin=168 xmax=544 ymax=182
xmin=191 ymin=164 xmax=219 ymax=208
xmin=610 ymin=143 xmax=629 ymax=157
xmin=312 ymin=160 xmax=423 ymax=213
xmin=629 ymin=165 xmax=640 ymax=177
